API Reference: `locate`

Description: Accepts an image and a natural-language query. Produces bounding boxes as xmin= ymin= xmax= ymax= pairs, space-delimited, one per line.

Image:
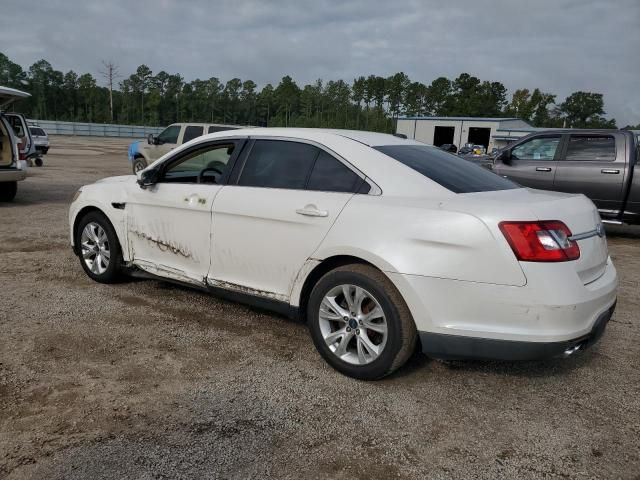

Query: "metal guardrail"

xmin=28 ymin=119 xmax=164 ymax=138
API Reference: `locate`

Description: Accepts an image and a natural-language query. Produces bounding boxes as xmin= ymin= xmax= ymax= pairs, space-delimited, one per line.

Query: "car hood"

xmin=94 ymin=175 xmax=135 ymax=184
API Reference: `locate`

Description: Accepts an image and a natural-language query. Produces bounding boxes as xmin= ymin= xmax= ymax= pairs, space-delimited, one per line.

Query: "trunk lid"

xmin=443 ymin=188 xmax=609 ymax=285
xmin=0 ymin=86 xmax=30 ymax=110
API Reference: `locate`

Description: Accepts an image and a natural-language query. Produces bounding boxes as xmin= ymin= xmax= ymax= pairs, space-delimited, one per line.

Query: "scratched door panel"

xmin=125 ymin=183 xmax=220 ymax=285
xmin=209 ymin=187 xmax=353 ymax=300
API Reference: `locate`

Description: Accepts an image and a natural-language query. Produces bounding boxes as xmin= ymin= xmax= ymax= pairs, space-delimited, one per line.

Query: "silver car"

xmin=29 ymin=125 xmax=49 ymax=155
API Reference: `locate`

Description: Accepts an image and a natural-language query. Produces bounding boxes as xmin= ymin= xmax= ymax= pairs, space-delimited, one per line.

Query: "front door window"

xmin=157 ymin=125 xmax=180 ymax=145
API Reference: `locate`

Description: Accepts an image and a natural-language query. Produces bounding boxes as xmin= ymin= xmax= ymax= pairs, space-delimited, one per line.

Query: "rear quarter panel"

xmin=311 ymin=194 xmax=526 ymax=286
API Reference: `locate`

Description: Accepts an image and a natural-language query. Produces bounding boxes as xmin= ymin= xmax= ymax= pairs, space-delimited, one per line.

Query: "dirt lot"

xmin=1 ymin=136 xmax=639 ymax=479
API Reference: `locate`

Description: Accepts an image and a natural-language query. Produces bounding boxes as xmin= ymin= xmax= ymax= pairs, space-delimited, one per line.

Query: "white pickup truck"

xmin=0 ymin=86 xmax=33 ymax=202
xmin=127 ymin=122 xmax=242 ymax=174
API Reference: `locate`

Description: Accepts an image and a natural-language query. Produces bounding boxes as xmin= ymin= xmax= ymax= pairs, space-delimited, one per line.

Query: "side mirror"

xmin=147 ymin=134 xmax=154 ymax=145
xmin=498 ymin=150 xmax=512 ymax=165
xmin=137 ymin=168 xmax=159 ymax=189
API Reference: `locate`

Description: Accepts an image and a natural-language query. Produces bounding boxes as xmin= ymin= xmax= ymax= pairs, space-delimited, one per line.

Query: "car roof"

xmin=207 ymin=127 xmax=424 ymax=147
xmin=168 ymin=122 xmax=244 ymax=128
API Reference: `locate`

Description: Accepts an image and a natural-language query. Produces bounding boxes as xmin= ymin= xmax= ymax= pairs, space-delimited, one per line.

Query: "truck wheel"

xmin=0 ymin=182 xmax=18 ymax=202
xmin=132 ymin=157 xmax=147 ymax=174
xmin=307 ymin=264 xmax=417 ymax=380
xmin=34 ymin=157 xmax=43 ymax=167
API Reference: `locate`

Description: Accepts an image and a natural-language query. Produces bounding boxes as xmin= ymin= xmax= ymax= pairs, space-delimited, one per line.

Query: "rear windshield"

xmin=30 ymin=127 xmax=46 ymax=136
xmin=374 ymin=145 xmax=520 ymax=193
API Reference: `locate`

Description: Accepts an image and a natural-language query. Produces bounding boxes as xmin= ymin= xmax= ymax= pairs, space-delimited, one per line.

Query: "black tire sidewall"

xmin=132 ymin=158 xmax=147 ymax=174
xmin=0 ymin=182 xmax=17 ymax=202
xmin=76 ymin=212 xmax=123 ymax=283
xmin=308 ymin=269 xmax=405 ymax=380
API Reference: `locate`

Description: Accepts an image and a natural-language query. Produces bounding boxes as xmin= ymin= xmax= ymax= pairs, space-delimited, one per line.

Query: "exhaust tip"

xmin=563 ymin=344 xmax=582 ymax=357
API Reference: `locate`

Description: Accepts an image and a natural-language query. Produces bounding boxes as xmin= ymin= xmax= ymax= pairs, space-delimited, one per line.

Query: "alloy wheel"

xmin=318 ymin=284 xmax=388 ymax=365
xmin=80 ymin=222 xmax=110 ymax=275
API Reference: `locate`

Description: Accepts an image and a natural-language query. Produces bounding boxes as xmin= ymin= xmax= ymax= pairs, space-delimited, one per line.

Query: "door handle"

xmin=184 ymin=194 xmax=207 ymax=206
xmin=296 ymin=205 xmax=328 ymax=217
xmin=535 ymin=167 xmax=552 ymax=172
xmin=601 ymin=169 xmax=620 ymax=174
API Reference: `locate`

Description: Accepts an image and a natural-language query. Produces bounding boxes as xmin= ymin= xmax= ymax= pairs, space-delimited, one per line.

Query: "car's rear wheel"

xmin=0 ymin=181 xmax=17 ymax=202
xmin=132 ymin=157 xmax=147 ymax=174
xmin=307 ymin=264 xmax=417 ymax=380
xmin=76 ymin=212 xmax=123 ymax=283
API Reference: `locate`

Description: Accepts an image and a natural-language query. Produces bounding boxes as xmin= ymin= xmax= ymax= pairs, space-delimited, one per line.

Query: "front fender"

xmin=69 ymin=181 xmax=134 ymax=261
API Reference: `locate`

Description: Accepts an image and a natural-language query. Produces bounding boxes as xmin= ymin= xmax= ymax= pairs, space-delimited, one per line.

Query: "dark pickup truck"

xmin=493 ymin=129 xmax=640 ymax=225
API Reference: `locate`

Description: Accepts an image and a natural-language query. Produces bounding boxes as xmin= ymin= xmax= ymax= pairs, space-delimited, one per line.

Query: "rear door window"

xmin=307 ymin=151 xmax=360 ymax=193
xmin=209 ymin=126 xmax=238 ymax=134
xmin=375 ymin=144 xmax=519 ymax=193
xmin=183 ymin=125 xmax=204 ymax=143
xmin=564 ymin=135 xmax=616 ymax=161
xmin=30 ymin=127 xmax=46 ymax=136
xmin=238 ymin=140 xmax=319 ymax=189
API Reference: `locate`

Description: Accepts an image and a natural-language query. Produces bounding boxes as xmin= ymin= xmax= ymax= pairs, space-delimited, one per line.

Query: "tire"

xmin=34 ymin=157 xmax=43 ymax=167
xmin=76 ymin=211 xmax=124 ymax=283
xmin=0 ymin=181 xmax=17 ymax=202
xmin=307 ymin=264 xmax=417 ymax=380
xmin=132 ymin=157 xmax=147 ymax=175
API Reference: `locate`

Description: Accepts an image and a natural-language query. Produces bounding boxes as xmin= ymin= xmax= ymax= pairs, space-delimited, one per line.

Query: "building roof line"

xmin=398 ymin=116 xmax=523 ymax=122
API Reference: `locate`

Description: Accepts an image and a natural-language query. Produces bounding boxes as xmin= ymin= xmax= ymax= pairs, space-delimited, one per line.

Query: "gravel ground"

xmin=1 ymin=136 xmax=639 ymax=479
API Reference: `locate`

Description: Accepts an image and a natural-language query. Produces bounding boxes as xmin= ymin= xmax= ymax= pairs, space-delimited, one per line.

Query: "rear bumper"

xmin=391 ymin=258 xmax=617 ymax=341
xmin=0 ymin=168 xmax=27 ymax=182
xmin=419 ymin=301 xmax=616 ymax=361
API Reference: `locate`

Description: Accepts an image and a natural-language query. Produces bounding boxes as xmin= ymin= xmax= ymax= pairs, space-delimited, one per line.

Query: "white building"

xmin=395 ymin=116 xmax=538 ymax=151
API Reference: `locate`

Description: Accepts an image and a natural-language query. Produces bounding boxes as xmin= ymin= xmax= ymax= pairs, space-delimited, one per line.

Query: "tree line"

xmin=1 ymin=52 xmax=633 ymax=133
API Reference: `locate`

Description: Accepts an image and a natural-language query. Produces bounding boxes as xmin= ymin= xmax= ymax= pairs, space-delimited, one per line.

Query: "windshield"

xmin=30 ymin=127 xmax=46 ymax=136
xmin=374 ymin=144 xmax=520 ymax=193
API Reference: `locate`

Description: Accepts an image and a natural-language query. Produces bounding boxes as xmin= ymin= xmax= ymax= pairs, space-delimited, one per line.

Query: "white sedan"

xmin=69 ymin=129 xmax=618 ymax=379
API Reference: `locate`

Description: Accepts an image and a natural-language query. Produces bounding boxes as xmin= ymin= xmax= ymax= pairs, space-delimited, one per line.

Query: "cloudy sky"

xmin=2 ymin=0 xmax=639 ymax=125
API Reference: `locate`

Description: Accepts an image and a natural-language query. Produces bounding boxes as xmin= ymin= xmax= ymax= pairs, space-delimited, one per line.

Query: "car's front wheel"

xmin=0 ymin=181 xmax=17 ymax=202
xmin=132 ymin=157 xmax=147 ymax=175
xmin=76 ymin=212 xmax=124 ymax=283
xmin=307 ymin=264 xmax=417 ymax=380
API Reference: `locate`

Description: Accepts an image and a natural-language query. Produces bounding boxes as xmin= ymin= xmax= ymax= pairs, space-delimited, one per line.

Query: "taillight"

xmin=17 ymin=141 xmax=26 ymax=160
xmin=499 ymin=221 xmax=580 ymax=262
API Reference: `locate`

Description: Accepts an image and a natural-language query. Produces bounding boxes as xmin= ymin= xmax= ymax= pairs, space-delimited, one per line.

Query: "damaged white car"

xmin=69 ymin=128 xmax=618 ymax=379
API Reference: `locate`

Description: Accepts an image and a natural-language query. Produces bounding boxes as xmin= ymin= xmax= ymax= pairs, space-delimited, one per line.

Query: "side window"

xmin=565 ymin=135 xmax=616 ymax=161
xmin=7 ymin=116 xmax=25 ymax=138
xmin=157 ymin=125 xmax=180 ymax=144
xmin=162 ymin=143 xmax=236 ymax=184
xmin=511 ymin=136 xmax=560 ymax=161
xmin=238 ymin=140 xmax=319 ymax=189
xmin=183 ymin=125 xmax=204 ymax=143
xmin=208 ymin=126 xmax=237 ymax=134
xmin=307 ymin=151 xmax=360 ymax=193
